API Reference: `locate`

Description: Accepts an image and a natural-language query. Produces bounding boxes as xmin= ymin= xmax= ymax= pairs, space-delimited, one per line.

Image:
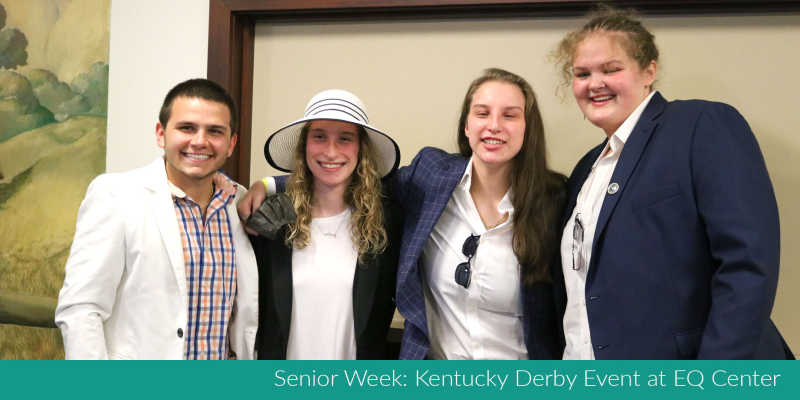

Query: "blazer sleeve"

xmin=228 ymin=186 xmax=260 ymax=360
xmin=690 ymin=102 xmax=780 ymax=359
xmin=257 ymin=175 xmax=288 ymax=196
xmin=55 ymin=175 xmax=126 ymax=360
xmin=391 ymin=147 xmax=431 ymax=206
xmin=275 ymin=175 xmax=288 ymax=193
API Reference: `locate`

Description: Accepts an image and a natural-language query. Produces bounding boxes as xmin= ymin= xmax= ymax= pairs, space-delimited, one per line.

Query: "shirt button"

xmin=177 ymin=328 xmax=184 ymax=338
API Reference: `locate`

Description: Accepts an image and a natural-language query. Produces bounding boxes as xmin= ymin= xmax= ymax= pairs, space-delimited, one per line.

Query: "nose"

xmin=588 ymin=73 xmax=605 ymax=91
xmin=488 ymin=113 xmax=501 ymax=133
xmin=323 ymin=138 xmax=338 ymax=158
xmin=190 ymin=130 xmax=210 ymax=147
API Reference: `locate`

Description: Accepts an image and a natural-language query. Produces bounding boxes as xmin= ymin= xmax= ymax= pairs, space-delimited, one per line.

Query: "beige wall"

xmin=107 ymin=0 xmax=209 ymax=173
xmin=251 ymin=14 xmax=800 ymax=355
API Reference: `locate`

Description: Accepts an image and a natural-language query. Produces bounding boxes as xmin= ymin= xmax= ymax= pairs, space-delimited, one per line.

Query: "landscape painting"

xmin=0 ymin=0 xmax=109 ymax=359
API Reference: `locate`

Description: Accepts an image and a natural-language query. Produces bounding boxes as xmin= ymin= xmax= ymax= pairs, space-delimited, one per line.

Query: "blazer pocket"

xmin=674 ymin=329 xmax=703 ymax=359
xmin=631 ymin=183 xmax=682 ymax=212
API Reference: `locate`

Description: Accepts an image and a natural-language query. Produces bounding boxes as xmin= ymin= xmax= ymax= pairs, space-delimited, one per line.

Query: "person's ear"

xmin=155 ymin=122 xmax=166 ymax=148
xmin=227 ymin=132 xmax=238 ymax=157
xmin=643 ymin=60 xmax=657 ymax=89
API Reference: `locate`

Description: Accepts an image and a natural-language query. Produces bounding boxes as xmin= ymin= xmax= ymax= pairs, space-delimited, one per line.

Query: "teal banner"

xmin=3 ymin=361 xmax=797 ymax=399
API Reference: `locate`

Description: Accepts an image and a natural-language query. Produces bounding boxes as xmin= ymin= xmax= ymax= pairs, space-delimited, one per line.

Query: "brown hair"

xmin=285 ymin=122 xmax=387 ymax=262
xmin=457 ymin=68 xmax=566 ymax=284
xmin=553 ymin=5 xmax=659 ymax=91
xmin=159 ymin=78 xmax=238 ymax=133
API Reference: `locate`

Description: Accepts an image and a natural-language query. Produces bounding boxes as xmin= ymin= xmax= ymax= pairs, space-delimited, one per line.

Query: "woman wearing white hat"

xmin=246 ymin=89 xmax=402 ymax=359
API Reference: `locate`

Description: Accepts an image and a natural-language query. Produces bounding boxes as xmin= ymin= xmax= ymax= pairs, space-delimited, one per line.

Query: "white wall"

xmin=106 ymin=0 xmax=209 ymax=172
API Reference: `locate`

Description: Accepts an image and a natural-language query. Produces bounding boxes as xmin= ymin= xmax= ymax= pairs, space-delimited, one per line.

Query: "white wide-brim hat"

xmin=264 ymin=89 xmax=400 ymax=177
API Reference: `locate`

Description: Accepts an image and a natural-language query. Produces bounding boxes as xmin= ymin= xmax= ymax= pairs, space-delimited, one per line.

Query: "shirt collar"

xmin=614 ymin=90 xmax=656 ymax=144
xmin=458 ymin=156 xmax=476 ymax=192
xmin=593 ymin=91 xmax=656 ymax=167
xmin=459 ymin=156 xmax=515 ymax=215
xmin=167 ymin=179 xmax=188 ymax=198
xmin=167 ymin=171 xmax=237 ymax=203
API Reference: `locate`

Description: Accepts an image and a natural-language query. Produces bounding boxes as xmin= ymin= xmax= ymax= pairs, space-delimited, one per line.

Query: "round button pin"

xmin=607 ymin=182 xmax=619 ymax=195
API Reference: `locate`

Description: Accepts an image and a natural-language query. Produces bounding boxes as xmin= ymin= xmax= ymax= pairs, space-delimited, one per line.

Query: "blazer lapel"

xmin=352 ymin=256 xmax=379 ymax=338
xmin=407 ymin=156 xmax=467 ymax=268
xmin=400 ymin=156 xmax=467 ymax=331
xmin=147 ymin=158 xmax=188 ymax=299
xmin=270 ymin=238 xmax=293 ymax=341
xmin=589 ymin=93 xmax=666 ymax=271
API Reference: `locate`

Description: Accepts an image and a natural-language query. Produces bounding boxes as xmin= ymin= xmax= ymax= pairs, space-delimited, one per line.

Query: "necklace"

xmin=485 ymin=212 xmax=509 ymax=230
xmin=313 ymin=209 xmax=350 ymax=238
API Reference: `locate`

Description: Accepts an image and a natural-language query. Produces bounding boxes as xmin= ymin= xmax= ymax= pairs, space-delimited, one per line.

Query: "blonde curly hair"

xmin=284 ymin=122 xmax=387 ymax=262
xmin=551 ymin=5 xmax=659 ymax=96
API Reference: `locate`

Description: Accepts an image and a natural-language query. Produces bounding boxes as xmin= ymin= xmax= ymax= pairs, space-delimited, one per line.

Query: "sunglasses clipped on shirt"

xmin=572 ymin=212 xmax=586 ymax=271
xmin=455 ymin=234 xmax=480 ymax=288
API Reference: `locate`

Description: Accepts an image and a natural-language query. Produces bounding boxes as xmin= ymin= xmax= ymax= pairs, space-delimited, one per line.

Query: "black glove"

xmin=245 ymin=193 xmax=297 ymax=239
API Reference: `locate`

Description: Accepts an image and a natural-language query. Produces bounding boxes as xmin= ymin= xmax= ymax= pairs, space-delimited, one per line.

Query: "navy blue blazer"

xmin=393 ymin=147 xmax=561 ymax=360
xmin=557 ymin=92 xmax=792 ymax=359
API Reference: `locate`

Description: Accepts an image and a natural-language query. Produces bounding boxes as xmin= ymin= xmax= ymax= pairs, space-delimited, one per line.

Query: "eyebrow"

xmin=471 ymin=104 xmax=523 ymax=112
xmin=309 ymin=128 xmax=357 ymax=136
xmin=573 ymin=60 xmax=625 ymax=69
xmin=174 ymin=120 xmax=227 ymax=127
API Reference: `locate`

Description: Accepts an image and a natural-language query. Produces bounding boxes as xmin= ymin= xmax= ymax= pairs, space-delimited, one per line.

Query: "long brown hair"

xmin=457 ymin=68 xmax=566 ymax=284
xmin=285 ymin=122 xmax=387 ymax=262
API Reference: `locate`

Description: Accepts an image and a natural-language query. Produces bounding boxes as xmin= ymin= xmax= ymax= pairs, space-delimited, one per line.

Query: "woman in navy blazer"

xmin=552 ymin=7 xmax=793 ymax=359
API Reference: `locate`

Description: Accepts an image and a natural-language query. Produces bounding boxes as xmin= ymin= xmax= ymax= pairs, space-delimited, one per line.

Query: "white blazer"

xmin=55 ymin=158 xmax=258 ymax=359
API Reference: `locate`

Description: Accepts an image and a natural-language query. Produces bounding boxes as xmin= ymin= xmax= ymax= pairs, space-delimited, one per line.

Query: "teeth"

xmin=483 ymin=139 xmax=504 ymax=145
xmin=184 ymin=153 xmax=211 ymax=160
xmin=592 ymin=95 xmax=613 ymax=102
xmin=320 ymin=163 xmax=342 ymax=168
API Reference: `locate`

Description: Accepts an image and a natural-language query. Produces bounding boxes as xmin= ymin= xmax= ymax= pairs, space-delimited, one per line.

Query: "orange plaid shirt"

xmin=170 ymin=173 xmax=237 ymax=360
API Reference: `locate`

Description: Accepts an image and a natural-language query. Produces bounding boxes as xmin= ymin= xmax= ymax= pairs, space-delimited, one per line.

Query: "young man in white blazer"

xmin=55 ymin=79 xmax=258 ymax=359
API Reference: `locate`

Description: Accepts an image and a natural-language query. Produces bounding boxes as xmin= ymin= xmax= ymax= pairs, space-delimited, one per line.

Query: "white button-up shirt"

xmin=422 ymin=157 xmax=528 ymax=360
xmin=560 ymin=92 xmax=655 ymax=360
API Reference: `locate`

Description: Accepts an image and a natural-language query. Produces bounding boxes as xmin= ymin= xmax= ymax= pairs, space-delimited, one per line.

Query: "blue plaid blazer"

xmin=392 ymin=147 xmax=561 ymax=360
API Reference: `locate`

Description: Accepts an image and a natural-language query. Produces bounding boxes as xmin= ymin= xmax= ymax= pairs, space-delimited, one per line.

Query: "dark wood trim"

xmin=209 ymin=0 xmax=255 ymax=182
xmin=237 ymin=20 xmax=255 ymax=184
xmin=209 ymin=0 xmax=800 ymax=183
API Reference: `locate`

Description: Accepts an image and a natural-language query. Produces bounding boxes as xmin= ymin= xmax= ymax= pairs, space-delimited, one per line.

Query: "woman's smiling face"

xmin=305 ymin=120 xmax=360 ymax=194
xmin=464 ymin=80 xmax=526 ymax=170
xmin=571 ymin=32 xmax=656 ymax=136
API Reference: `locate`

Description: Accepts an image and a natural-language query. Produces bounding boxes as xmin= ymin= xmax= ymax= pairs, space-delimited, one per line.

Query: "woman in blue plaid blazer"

xmin=391 ymin=68 xmax=566 ymax=359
